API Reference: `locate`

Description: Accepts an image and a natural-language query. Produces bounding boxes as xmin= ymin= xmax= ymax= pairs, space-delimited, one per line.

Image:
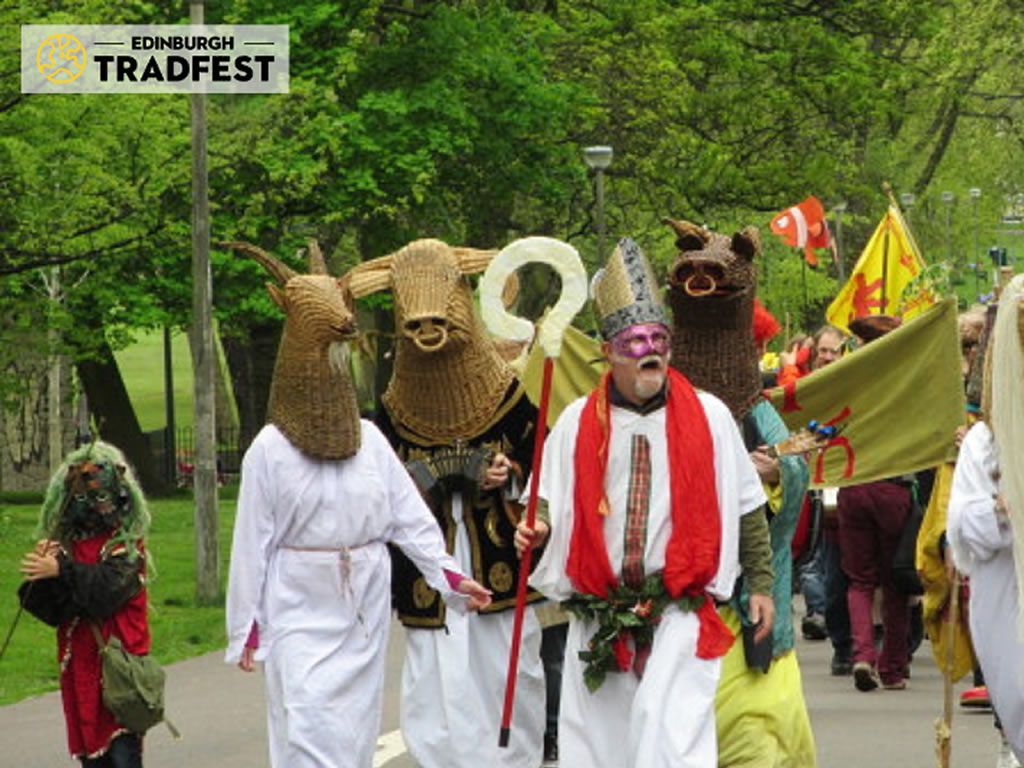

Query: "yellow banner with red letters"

xmin=767 ymin=298 xmax=963 ymax=488
xmin=520 ymin=300 xmax=962 ymax=488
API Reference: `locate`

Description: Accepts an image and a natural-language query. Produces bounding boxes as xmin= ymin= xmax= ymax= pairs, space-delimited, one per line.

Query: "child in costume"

xmin=19 ymin=440 xmax=151 ymax=768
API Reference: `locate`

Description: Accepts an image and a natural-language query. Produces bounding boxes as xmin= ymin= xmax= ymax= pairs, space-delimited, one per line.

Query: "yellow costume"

xmin=916 ymin=460 xmax=976 ymax=681
xmin=715 ymin=608 xmax=817 ymax=768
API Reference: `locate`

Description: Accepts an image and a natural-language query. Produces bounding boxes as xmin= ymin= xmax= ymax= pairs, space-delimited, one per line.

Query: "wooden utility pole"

xmin=189 ymin=0 xmax=220 ymax=604
xmin=45 ymin=266 xmax=64 ymax=473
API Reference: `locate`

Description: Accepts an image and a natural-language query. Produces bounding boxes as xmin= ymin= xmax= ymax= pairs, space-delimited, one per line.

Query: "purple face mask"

xmin=610 ymin=324 xmax=671 ymax=359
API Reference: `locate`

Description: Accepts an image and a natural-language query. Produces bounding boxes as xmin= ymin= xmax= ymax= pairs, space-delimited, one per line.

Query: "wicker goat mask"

xmin=226 ymin=240 xmax=362 ymax=460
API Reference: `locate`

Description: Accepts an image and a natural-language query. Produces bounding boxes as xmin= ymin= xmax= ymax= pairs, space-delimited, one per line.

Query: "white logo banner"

xmin=22 ymin=25 xmax=289 ymax=94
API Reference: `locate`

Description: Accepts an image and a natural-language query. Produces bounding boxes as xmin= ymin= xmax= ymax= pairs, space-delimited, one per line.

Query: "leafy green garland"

xmin=563 ymin=573 xmax=705 ymax=692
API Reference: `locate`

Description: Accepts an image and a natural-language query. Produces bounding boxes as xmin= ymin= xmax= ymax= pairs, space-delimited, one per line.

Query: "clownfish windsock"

xmin=769 ymin=195 xmax=831 ymax=266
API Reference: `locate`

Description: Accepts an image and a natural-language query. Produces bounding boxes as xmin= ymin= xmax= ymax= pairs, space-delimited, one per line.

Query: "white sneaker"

xmin=997 ymin=735 xmax=1022 ymax=768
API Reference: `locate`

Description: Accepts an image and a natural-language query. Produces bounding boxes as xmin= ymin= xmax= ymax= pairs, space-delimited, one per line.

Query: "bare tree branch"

xmin=0 ymin=95 xmax=22 ymax=114
xmin=0 ymin=226 xmax=163 ymax=276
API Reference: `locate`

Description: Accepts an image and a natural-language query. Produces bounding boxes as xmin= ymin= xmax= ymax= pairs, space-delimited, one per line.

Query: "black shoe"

xmin=801 ymin=613 xmax=828 ymax=641
xmin=543 ymin=733 xmax=558 ymax=767
xmin=853 ymin=661 xmax=881 ymax=692
xmin=831 ymin=653 xmax=852 ymax=676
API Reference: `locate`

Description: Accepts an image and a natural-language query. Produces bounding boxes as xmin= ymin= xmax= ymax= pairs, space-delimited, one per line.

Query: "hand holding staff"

xmin=479 ymin=236 xmax=587 ymax=748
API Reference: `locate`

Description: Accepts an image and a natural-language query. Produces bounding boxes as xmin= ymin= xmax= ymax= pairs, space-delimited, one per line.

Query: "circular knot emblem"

xmin=37 ymin=33 xmax=88 ymax=84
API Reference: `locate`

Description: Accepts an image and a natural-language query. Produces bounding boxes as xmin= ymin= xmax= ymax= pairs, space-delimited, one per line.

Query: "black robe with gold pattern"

xmin=377 ymin=381 xmax=543 ymax=628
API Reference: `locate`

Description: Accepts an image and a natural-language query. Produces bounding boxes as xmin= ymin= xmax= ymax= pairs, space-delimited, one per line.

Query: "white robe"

xmin=225 ymin=422 xmax=465 ymax=768
xmin=400 ymin=495 xmax=545 ymax=768
xmin=530 ymin=392 xmax=767 ymax=768
xmin=948 ymin=422 xmax=1024 ymax=762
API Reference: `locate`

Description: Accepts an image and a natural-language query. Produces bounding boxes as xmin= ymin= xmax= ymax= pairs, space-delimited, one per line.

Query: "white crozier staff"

xmin=478 ymin=236 xmax=588 ymax=748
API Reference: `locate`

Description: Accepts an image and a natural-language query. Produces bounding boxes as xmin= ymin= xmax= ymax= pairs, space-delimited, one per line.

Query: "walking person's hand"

xmin=458 ymin=578 xmax=493 ymax=611
xmin=748 ymin=593 xmax=775 ymax=644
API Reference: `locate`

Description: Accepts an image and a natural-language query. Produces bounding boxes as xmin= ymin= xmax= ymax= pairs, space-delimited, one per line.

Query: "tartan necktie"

xmin=621 ymin=433 xmax=651 ymax=589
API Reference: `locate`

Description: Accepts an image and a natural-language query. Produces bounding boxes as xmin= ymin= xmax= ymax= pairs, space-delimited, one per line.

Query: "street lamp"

xmin=583 ymin=145 xmax=613 ymax=264
xmin=941 ymin=191 xmax=955 ymax=271
xmin=832 ymin=201 xmax=847 ymax=283
xmin=969 ymin=188 xmax=981 ymax=299
xmin=899 ymin=192 xmax=915 ymax=227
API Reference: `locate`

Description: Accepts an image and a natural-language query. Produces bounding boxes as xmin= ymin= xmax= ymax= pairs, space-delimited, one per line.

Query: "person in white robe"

xmin=515 ymin=238 xmax=773 ymax=768
xmin=345 ymin=237 xmax=547 ymax=768
xmin=948 ymin=422 xmax=1024 ymax=763
xmin=948 ymin=273 xmax=1024 ymax=765
xmin=226 ymin=424 xmax=489 ymax=768
xmin=221 ymin=243 xmax=490 ymax=768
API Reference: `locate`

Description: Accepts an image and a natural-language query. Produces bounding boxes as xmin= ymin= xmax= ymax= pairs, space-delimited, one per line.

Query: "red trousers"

xmin=837 ymin=481 xmax=912 ymax=685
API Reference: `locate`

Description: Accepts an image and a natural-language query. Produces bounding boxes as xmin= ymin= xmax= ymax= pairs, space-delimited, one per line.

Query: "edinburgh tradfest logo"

xmin=22 ymin=25 xmax=289 ymax=94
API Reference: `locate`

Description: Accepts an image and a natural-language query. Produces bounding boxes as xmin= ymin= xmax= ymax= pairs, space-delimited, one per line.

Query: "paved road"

xmin=0 ymin=613 xmax=1003 ymax=767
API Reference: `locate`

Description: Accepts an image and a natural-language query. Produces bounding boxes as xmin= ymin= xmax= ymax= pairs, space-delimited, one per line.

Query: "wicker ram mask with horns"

xmin=346 ymin=238 xmax=516 ymax=443
xmin=224 ymin=239 xmax=362 ymax=460
xmin=662 ymin=218 xmax=764 ymax=419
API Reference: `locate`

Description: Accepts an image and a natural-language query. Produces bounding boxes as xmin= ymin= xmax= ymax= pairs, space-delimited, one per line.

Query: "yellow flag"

xmin=768 ymin=299 xmax=963 ymax=488
xmin=826 ymin=205 xmax=933 ymax=333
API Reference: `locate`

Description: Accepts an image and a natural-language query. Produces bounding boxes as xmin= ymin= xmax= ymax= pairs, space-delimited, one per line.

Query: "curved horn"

xmin=344 ymin=253 xmax=395 ymax=298
xmin=661 ymin=218 xmax=709 ymax=251
xmin=221 ymin=240 xmax=297 ymax=284
xmin=307 ymin=239 xmax=328 ymax=275
xmin=479 ymin=237 xmax=587 ymax=358
xmin=454 ymin=247 xmax=499 ymax=276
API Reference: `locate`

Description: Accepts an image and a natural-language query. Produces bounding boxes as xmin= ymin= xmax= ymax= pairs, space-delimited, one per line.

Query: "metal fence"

xmin=147 ymin=426 xmax=255 ymax=487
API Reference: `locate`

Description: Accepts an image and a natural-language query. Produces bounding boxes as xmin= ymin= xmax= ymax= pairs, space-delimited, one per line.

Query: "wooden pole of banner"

xmin=880 ymin=182 xmax=904 ymax=315
xmin=801 ymin=258 xmax=808 ymax=315
xmin=880 ymin=217 xmax=890 ymax=314
xmin=935 ymin=570 xmax=960 ymax=768
xmin=189 ymin=0 xmax=220 ymax=604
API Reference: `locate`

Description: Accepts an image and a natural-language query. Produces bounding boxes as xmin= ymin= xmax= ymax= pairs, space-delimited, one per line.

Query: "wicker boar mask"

xmin=662 ymin=218 xmax=763 ymax=418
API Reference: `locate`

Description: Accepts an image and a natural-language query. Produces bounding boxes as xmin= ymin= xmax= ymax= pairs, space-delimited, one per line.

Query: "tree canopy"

xmin=2 ymin=0 xmax=1023 ymax=416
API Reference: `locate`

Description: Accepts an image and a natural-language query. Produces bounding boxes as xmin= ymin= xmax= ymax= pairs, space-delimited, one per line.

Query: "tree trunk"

xmin=222 ymin=321 xmax=280 ymax=447
xmin=76 ymin=342 xmax=165 ymax=493
xmin=190 ymin=0 xmax=219 ymax=606
xmin=213 ymin=329 xmax=238 ymax=441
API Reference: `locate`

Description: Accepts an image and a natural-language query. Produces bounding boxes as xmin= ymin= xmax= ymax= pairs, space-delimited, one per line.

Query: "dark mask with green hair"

xmin=62 ymin=459 xmax=133 ymax=539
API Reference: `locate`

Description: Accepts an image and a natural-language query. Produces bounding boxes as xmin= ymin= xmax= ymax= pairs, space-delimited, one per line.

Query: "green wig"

xmin=36 ymin=440 xmax=151 ymax=560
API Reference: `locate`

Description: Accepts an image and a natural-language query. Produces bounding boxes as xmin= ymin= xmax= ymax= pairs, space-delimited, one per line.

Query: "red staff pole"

xmin=498 ymin=356 xmax=554 ymax=748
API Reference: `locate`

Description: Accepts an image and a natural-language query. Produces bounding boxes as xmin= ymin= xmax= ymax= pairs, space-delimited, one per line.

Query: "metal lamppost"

xmin=941 ymin=191 xmax=956 ymax=283
xmin=583 ymin=145 xmax=613 ymax=264
xmin=969 ymin=188 xmax=982 ymax=299
xmin=899 ymin=192 xmax=915 ymax=224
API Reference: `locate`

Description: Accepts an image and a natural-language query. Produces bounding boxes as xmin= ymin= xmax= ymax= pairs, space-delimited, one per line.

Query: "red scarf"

xmin=566 ymin=368 xmax=733 ymax=659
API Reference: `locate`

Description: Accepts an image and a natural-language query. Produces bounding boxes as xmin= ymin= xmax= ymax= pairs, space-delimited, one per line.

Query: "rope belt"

xmin=279 ymin=543 xmax=375 ymax=594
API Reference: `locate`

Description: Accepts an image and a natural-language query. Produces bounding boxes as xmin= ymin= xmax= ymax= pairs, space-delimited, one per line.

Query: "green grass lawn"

xmin=113 ymin=330 xmax=195 ymax=431
xmin=0 ymin=492 xmax=237 ymax=706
